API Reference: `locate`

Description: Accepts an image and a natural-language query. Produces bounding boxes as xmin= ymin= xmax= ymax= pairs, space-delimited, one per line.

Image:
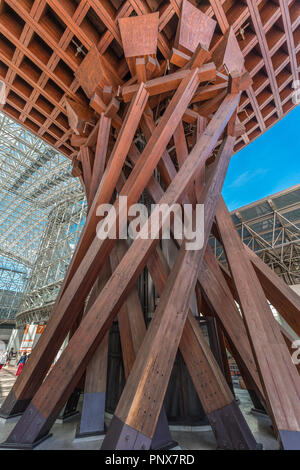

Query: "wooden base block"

xmin=0 ymin=391 xmax=31 ymax=419
xmin=0 ymin=402 xmax=55 ymax=448
xmin=278 ymin=430 xmax=300 ymax=450
xmin=208 ymin=400 xmax=262 ymax=450
xmin=76 ymin=391 xmax=106 ymax=438
xmin=101 ymin=415 xmax=152 ymax=450
xmin=150 ymin=408 xmax=177 ymax=450
xmin=56 ymin=387 xmax=81 ymax=423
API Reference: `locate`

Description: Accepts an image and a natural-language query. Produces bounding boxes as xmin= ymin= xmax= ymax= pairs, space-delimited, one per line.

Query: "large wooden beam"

xmin=132 ymin=114 xmax=265 ymax=406
xmin=89 ymin=113 xmax=111 ymax=205
xmin=0 ymin=70 xmax=201 ymax=420
xmin=110 ymin=241 xmax=175 ymax=450
xmin=122 ymin=64 xmax=216 ymax=102
xmin=145 ymin=243 xmax=258 ymax=450
xmin=245 ymin=246 xmax=300 ymax=338
xmin=199 ymin=247 xmax=265 ymax=402
xmin=101 ymin=133 xmax=251 ymax=449
xmin=215 ymin=197 xmax=300 ymax=450
xmin=1 ymin=94 xmax=239 ymax=447
xmin=75 ymin=263 xmax=111 ymax=439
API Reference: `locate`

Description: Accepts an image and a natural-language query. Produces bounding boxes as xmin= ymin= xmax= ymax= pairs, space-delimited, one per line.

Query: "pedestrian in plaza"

xmin=0 ymin=350 xmax=7 ymax=370
xmin=16 ymin=352 xmax=28 ymax=376
xmin=8 ymin=347 xmax=17 ymax=366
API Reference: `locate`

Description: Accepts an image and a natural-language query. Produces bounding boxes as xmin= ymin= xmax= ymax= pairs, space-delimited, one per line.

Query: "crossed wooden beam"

xmin=1 ymin=3 xmax=300 ymax=451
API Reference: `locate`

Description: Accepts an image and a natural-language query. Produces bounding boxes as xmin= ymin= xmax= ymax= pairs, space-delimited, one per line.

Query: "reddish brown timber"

xmin=245 ymin=246 xmax=300 ymax=338
xmin=216 ymin=197 xmax=300 ymax=449
xmin=173 ymin=120 xmax=196 ymax=205
xmin=102 ymin=133 xmax=252 ymax=449
xmin=0 ymin=70 xmax=200 ymax=420
xmin=145 ymin=243 xmax=258 ymax=449
xmin=110 ymin=241 xmax=176 ymax=450
xmin=130 ymin=115 xmax=265 ymax=408
xmin=122 ymin=63 xmax=216 ymax=102
xmin=142 ymin=102 xmax=264 ymax=406
xmin=90 ymin=93 xmax=123 ymax=131
xmin=246 ymin=0 xmax=283 ymax=117
xmin=169 ymin=48 xmax=191 ymax=68
xmin=191 ymin=82 xmax=228 ymax=104
xmin=134 ymin=120 xmax=264 ymax=404
xmin=212 ymin=27 xmax=244 ymax=75
xmin=75 ymin=45 xmax=123 ymax=98
xmin=128 ymin=0 xmax=171 ymax=59
xmin=76 ymin=264 xmax=111 ymax=439
xmin=109 ymin=242 xmax=146 ymax=379
xmin=63 ymin=83 xmax=148 ymax=284
xmin=118 ymin=13 xmax=159 ymax=58
xmin=208 ymin=0 xmax=229 ymax=34
xmin=89 ymin=114 xmax=111 ymax=205
xmin=187 ymin=43 xmax=212 ymax=70
xmin=194 ymin=116 xmax=207 ymax=201
xmin=78 ymin=147 xmax=93 ymax=207
xmin=136 ymin=58 xmax=147 ymax=84
xmin=70 ymin=135 xmax=88 ymax=148
xmin=199 ymin=247 xmax=265 ymax=402
xmin=65 ymin=98 xmax=96 ymax=137
xmin=0 ymin=94 xmax=239 ymax=446
xmin=175 ymin=0 xmax=216 ymax=55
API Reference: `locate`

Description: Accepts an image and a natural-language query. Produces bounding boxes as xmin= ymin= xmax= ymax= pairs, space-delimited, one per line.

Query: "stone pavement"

xmin=0 ymin=369 xmax=279 ymax=450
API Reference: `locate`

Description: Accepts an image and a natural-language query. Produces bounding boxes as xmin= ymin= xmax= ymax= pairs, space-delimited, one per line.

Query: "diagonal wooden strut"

xmin=101 ymin=133 xmax=256 ymax=449
xmin=110 ymin=241 xmax=175 ymax=450
xmin=1 ymin=94 xmax=239 ymax=447
xmin=0 ymin=70 xmax=200 ymax=419
xmin=215 ymin=197 xmax=300 ymax=450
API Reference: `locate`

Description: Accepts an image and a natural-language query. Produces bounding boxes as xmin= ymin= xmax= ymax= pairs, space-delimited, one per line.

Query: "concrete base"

xmin=0 ymin=384 xmax=280 ymax=450
xmin=0 ymin=433 xmax=52 ymax=450
xmin=279 ymin=430 xmax=300 ymax=450
xmin=74 ymin=422 xmax=106 ymax=441
xmin=250 ymin=407 xmax=269 ymax=419
xmin=55 ymin=410 xmax=80 ymax=424
xmin=0 ymin=414 xmax=21 ymax=424
xmin=73 ymin=434 xmax=106 ymax=443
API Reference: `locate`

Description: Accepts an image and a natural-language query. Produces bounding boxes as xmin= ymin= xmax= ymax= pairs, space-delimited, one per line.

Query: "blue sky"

xmin=222 ymin=105 xmax=300 ymax=211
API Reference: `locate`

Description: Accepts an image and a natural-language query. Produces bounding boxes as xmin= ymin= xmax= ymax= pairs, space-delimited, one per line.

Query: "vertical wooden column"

xmin=216 ymin=197 xmax=300 ymax=450
xmin=75 ymin=263 xmax=111 ymax=440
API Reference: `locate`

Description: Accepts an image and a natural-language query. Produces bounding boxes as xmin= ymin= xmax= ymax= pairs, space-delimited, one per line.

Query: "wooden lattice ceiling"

xmin=0 ymin=0 xmax=299 ymax=159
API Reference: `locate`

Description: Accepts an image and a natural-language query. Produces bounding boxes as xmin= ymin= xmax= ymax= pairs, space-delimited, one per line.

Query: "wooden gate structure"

xmin=0 ymin=0 xmax=299 ymax=450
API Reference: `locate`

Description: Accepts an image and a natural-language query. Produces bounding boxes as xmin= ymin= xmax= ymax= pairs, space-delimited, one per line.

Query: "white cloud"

xmin=227 ymin=168 xmax=268 ymax=189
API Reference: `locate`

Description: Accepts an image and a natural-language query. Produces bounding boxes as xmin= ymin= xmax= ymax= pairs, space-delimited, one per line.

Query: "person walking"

xmin=16 ymin=352 xmax=28 ymax=376
xmin=0 ymin=350 xmax=7 ymax=370
xmin=8 ymin=348 xmax=17 ymax=366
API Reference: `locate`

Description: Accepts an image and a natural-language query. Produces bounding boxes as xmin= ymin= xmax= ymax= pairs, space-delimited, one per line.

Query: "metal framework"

xmin=212 ymin=184 xmax=300 ymax=285
xmin=0 ymin=111 xmax=84 ymax=321
xmin=16 ymin=195 xmax=86 ymax=327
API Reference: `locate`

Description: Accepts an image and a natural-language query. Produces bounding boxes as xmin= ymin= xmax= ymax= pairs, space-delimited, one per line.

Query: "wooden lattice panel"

xmin=0 ymin=0 xmax=298 ymax=158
